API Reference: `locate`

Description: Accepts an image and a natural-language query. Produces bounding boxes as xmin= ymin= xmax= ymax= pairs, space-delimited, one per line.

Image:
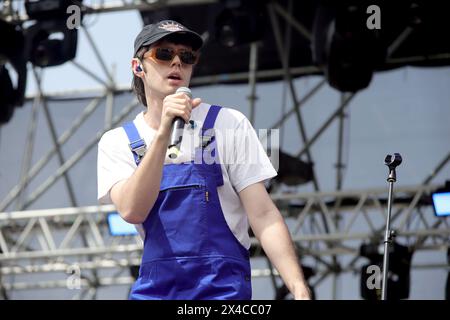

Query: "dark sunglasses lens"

xmin=180 ymin=52 xmax=197 ymax=64
xmin=155 ymin=48 xmax=175 ymax=61
xmin=154 ymin=48 xmax=197 ymax=64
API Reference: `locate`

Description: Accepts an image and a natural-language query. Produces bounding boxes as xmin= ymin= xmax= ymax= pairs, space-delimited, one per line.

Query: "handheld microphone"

xmin=168 ymin=87 xmax=192 ymax=159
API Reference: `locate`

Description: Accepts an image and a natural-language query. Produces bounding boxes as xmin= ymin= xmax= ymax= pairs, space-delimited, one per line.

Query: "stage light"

xmin=277 ymin=151 xmax=314 ymax=186
xmin=360 ymin=241 xmax=413 ymax=300
xmin=214 ymin=0 xmax=266 ymax=48
xmin=0 ymin=66 xmax=16 ymax=124
xmin=431 ymin=181 xmax=450 ymax=217
xmin=25 ymin=0 xmax=78 ymax=20
xmin=266 ymin=150 xmax=313 ymax=193
xmin=23 ymin=0 xmax=82 ymax=68
xmin=25 ymin=18 xmax=78 ymax=67
xmin=312 ymin=3 xmax=386 ymax=92
xmin=0 ymin=19 xmax=27 ymax=125
xmin=107 ymin=212 xmax=139 ymax=237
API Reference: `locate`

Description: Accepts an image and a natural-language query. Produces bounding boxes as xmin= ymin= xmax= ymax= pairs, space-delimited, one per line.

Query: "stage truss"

xmin=0 ymin=0 xmax=449 ymax=299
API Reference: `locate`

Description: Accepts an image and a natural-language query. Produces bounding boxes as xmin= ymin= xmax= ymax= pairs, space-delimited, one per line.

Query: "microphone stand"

xmin=381 ymin=153 xmax=402 ymax=300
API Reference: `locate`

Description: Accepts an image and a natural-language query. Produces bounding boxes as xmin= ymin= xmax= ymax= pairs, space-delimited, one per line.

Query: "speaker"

xmin=360 ymin=242 xmax=413 ymax=300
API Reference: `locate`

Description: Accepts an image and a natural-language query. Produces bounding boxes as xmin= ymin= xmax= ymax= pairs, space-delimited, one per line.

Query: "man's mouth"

xmin=167 ymin=72 xmax=182 ymax=81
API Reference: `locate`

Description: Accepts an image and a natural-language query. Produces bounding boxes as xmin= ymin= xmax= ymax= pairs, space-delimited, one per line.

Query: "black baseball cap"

xmin=133 ymin=20 xmax=203 ymax=57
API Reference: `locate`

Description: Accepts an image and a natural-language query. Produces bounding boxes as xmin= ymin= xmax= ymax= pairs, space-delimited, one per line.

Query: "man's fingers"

xmin=192 ymin=98 xmax=202 ymax=108
xmin=170 ymin=108 xmax=190 ymax=123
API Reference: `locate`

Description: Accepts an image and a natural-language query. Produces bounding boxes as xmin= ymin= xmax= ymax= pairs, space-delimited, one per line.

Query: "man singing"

xmin=97 ymin=20 xmax=311 ymax=300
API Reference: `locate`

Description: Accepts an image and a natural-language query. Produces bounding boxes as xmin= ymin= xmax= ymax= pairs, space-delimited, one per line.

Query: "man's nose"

xmin=171 ymin=54 xmax=182 ymax=66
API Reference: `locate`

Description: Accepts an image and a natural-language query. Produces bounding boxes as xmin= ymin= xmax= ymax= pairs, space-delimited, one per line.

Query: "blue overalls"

xmin=122 ymin=105 xmax=252 ymax=300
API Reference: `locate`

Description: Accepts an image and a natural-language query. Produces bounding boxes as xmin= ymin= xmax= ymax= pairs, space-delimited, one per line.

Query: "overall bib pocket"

xmin=143 ymin=176 xmax=210 ymax=258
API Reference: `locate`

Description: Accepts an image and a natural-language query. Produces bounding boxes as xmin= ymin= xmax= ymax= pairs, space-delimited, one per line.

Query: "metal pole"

xmin=81 ymin=27 xmax=115 ymax=88
xmin=381 ymin=153 xmax=402 ymax=300
xmin=15 ymin=85 xmax=40 ymax=210
xmin=260 ymin=79 xmax=326 ymax=141
xmin=105 ymin=90 xmax=114 ymax=129
xmin=31 ymin=67 xmax=79 ymax=209
xmin=71 ymin=60 xmax=110 ymax=87
xmin=272 ymin=2 xmax=312 ymax=41
xmin=296 ymin=93 xmax=356 ymax=158
xmin=248 ymin=42 xmax=259 ymax=126
xmin=279 ymin=0 xmax=293 ymax=145
xmin=381 ymin=179 xmax=394 ymax=300
xmin=336 ymin=93 xmax=347 ymax=191
xmin=267 ymin=4 xmax=316 ymax=173
xmin=423 ymin=150 xmax=450 ymax=185
xmin=267 ymin=3 xmax=328 ymax=218
xmin=331 ymin=92 xmax=348 ymax=298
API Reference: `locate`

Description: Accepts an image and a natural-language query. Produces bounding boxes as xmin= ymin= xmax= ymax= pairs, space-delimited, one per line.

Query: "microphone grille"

xmin=175 ymin=87 xmax=192 ymax=99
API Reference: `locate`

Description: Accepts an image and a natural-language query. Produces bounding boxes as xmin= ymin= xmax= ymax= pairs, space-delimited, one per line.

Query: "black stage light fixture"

xmin=25 ymin=18 xmax=78 ymax=67
xmin=25 ymin=0 xmax=78 ymax=20
xmin=214 ymin=0 xmax=267 ymax=48
xmin=0 ymin=65 xmax=15 ymax=124
xmin=431 ymin=181 xmax=450 ymax=218
xmin=312 ymin=2 xmax=386 ymax=92
xmin=276 ymin=151 xmax=314 ymax=186
xmin=0 ymin=19 xmax=27 ymax=125
xmin=266 ymin=150 xmax=313 ymax=193
xmin=24 ymin=0 xmax=82 ymax=68
xmin=360 ymin=241 xmax=413 ymax=300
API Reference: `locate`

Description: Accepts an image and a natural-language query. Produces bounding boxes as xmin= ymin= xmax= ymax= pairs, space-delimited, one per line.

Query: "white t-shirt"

xmin=97 ymin=103 xmax=278 ymax=249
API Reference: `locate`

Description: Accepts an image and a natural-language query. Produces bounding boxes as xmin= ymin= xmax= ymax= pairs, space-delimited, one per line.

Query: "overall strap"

xmin=196 ymin=105 xmax=224 ymax=186
xmin=122 ymin=121 xmax=146 ymax=166
xmin=200 ymin=105 xmax=221 ymax=148
xmin=202 ymin=105 xmax=221 ymax=132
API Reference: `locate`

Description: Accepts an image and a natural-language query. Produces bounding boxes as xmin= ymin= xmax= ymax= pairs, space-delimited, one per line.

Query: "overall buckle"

xmin=201 ymin=129 xmax=215 ymax=149
xmin=129 ymin=139 xmax=147 ymax=159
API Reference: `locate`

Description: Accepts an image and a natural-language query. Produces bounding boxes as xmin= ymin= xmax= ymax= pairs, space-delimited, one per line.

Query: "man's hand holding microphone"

xmin=157 ymin=87 xmax=202 ymax=159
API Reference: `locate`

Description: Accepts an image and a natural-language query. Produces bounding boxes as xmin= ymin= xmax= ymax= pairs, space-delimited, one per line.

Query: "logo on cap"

xmin=158 ymin=21 xmax=185 ymax=32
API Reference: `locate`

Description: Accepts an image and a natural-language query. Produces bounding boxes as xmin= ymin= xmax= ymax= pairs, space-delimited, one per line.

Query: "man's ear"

xmin=131 ymin=58 xmax=144 ymax=77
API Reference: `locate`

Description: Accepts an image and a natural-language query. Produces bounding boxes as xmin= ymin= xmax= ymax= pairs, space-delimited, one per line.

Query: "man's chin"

xmin=167 ymin=84 xmax=187 ymax=93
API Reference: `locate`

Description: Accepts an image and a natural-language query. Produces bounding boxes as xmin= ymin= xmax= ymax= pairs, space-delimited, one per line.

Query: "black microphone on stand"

xmin=168 ymin=87 xmax=192 ymax=159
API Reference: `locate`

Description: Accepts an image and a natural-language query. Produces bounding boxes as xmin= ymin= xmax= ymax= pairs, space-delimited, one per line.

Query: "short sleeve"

xmin=97 ymin=130 xmax=136 ymax=204
xmin=227 ymin=117 xmax=278 ymax=193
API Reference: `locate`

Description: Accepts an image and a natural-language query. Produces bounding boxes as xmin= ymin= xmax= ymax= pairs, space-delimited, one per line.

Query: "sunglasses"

xmin=144 ymin=47 xmax=199 ymax=65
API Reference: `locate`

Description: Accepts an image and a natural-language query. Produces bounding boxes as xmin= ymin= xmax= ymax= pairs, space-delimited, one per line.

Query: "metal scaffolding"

xmin=1 ymin=184 xmax=449 ymax=295
xmin=0 ymin=0 xmax=449 ymax=299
